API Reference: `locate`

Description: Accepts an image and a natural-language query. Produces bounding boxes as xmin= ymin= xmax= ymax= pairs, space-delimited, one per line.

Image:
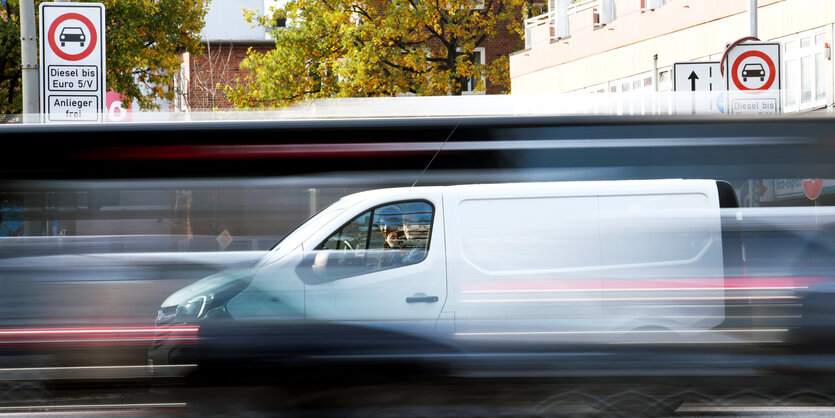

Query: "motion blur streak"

xmin=0 ymin=403 xmax=188 ymax=412
xmin=0 ymin=365 xmax=194 ymax=372
xmin=461 ymin=277 xmax=821 ymax=292
xmin=0 ymin=326 xmax=198 ymax=347
xmin=85 ymin=135 xmax=810 ymax=161
xmin=463 ymin=296 xmax=799 ymax=303
xmin=87 ymin=143 xmax=436 ymax=160
xmin=456 ymin=329 xmax=788 ymax=335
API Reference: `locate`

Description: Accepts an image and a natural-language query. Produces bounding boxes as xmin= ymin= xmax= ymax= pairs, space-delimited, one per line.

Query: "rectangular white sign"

xmin=47 ymin=95 xmax=99 ymax=121
xmin=39 ymin=2 xmax=106 ymax=123
xmin=724 ymin=42 xmax=781 ymax=115
xmin=673 ymin=62 xmax=722 ymax=92
xmin=729 ymin=96 xmax=779 ymax=115
xmin=672 ymin=62 xmax=724 ymax=115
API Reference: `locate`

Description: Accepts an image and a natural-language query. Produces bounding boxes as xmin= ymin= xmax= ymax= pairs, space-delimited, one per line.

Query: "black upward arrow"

xmin=688 ymin=71 xmax=699 ymax=91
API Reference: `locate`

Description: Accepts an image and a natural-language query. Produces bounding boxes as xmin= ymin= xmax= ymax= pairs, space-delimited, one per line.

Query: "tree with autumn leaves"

xmin=225 ymin=0 xmax=531 ymax=109
xmin=0 ymin=0 xmax=206 ymax=119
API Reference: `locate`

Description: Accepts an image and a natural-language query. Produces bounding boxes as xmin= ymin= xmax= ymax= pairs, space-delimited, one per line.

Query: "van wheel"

xmin=619 ymin=325 xmax=674 ymax=345
xmin=586 ymin=389 xmax=683 ymax=416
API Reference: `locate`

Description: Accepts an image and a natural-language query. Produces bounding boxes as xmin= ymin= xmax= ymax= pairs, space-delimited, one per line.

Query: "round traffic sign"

xmin=47 ymin=12 xmax=98 ymax=61
xmin=803 ymin=179 xmax=823 ymax=200
xmin=731 ymin=50 xmax=776 ymax=91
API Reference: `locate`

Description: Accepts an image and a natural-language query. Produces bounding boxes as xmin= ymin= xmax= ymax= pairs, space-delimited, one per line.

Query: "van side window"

xmin=370 ymin=201 xmax=433 ymax=264
xmin=321 ymin=211 xmax=371 ymax=250
xmin=301 ymin=201 xmax=433 ymax=283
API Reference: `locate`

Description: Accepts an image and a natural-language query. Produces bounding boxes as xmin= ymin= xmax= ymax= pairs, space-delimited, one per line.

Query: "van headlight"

xmin=173 ymin=274 xmax=253 ymax=324
xmin=176 ymin=296 xmax=209 ymax=323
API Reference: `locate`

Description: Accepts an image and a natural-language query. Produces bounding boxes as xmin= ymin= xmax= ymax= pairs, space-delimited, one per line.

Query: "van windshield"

xmin=257 ymin=195 xmax=365 ymax=266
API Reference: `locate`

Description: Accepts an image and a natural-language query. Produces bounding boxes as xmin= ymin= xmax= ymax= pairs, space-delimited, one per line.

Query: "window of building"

xmin=658 ymin=70 xmax=671 ymax=92
xmin=781 ymin=30 xmax=828 ymax=112
xmin=641 ymin=0 xmax=665 ymax=13
xmin=609 ymin=71 xmax=659 ymax=115
xmin=583 ymin=83 xmax=607 ymax=94
xmin=460 ymin=47 xmax=486 ymax=94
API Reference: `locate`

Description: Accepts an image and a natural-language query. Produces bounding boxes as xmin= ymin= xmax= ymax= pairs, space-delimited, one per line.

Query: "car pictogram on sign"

xmin=741 ymin=63 xmax=765 ymax=82
xmin=59 ymin=26 xmax=85 ymax=47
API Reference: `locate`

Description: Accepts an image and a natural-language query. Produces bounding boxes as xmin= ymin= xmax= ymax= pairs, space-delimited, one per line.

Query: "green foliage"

xmin=225 ymin=0 xmax=526 ymax=109
xmin=0 ymin=0 xmax=207 ymax=116
xmin=0 ymin=1 xmax=23 ymax=120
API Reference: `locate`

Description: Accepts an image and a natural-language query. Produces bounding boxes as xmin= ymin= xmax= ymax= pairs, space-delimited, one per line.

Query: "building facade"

xmin=511 ymin=0 xmax=833 ymax=113
xmin=175 ymin=0 xmax=277 ymax=111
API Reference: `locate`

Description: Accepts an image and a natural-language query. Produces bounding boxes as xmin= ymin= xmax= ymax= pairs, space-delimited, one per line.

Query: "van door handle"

xmin=406 ymin=294 xmax=439 ymax=303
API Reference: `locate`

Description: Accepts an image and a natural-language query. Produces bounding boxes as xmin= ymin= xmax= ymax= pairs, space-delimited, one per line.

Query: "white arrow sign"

xmin=673 ymin=61 xmax=722 ymax=92
xmin=673 ymin=61 xmax=724 ymax=115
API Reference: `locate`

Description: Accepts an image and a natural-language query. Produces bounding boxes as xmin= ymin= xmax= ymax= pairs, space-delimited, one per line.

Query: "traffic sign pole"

xmin=20 ymin=0 xmax=38 ymax=123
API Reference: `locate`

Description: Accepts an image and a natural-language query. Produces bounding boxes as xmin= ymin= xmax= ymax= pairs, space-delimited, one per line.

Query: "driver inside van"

xmin=374 ymin=203 xmax=430 ymax=267
xmin=377 ymin=208 xmax=404 ymax=249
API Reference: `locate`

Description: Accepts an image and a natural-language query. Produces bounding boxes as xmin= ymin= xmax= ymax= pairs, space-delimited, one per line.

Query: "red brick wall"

xmin=483 ymin=23 xmax=526 ymax=94
xmin=184 ymin=43 xmax=272 ymax=110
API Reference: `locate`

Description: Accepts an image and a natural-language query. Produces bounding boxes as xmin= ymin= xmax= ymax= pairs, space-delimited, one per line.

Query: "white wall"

xmin=202 ymin=0 xmax=271 ymax=41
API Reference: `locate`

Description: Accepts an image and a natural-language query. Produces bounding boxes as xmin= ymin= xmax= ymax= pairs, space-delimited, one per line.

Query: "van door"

xmin=298 ymin=197 xmax=446 ymax=337
xmin=443 ymin=183 xmax=604 ymax=344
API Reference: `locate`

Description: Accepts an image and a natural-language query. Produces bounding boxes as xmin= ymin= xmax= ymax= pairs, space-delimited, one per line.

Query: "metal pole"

xmin=652 ymin=54 xmax=659 ymax=114
xmin=19 ymin=0 xmax=39 ymax=123
xmin=748 ymin=0 xmax=757 ymax=38
xmin=308 ymin=188 xmax=317 ymax=217
xmin=652 ymin=54 xmax=659 ymax=92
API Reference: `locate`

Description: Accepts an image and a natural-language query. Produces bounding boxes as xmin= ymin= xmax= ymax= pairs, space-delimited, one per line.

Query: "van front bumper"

xmin=146 ymin=307 xmax=200 ymax=378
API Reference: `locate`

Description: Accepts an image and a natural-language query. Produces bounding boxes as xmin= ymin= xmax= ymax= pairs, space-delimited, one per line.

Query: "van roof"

xmin=342 ymin=179 xmax=715 ymax=201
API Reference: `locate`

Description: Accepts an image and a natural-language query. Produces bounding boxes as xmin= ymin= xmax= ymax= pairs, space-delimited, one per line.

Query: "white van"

xmin=153 ymin=179 xmax=739 ymax=351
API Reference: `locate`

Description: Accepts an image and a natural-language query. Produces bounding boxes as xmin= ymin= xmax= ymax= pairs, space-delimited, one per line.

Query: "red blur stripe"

xmin=84 ymin=143 xmax=439 ymax=160
xmin=461 ymin=277 xmax=828 ymax=293
xmin=0 ymin=326 xmax=198 ymax=347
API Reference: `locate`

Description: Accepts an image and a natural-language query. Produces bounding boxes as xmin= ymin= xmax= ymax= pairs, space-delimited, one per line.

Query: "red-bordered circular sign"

xmin=803 ymin=179 xmax=823 ymax=200
xmin=731 ymin=50 xmax=776 ymax=91
xmin=47 ymin=12 xmax=97 ymax=61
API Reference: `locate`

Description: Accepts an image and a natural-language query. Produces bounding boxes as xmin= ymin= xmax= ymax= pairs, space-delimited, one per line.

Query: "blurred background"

xmin=5 ymin=112 xmax=835 ymax=416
